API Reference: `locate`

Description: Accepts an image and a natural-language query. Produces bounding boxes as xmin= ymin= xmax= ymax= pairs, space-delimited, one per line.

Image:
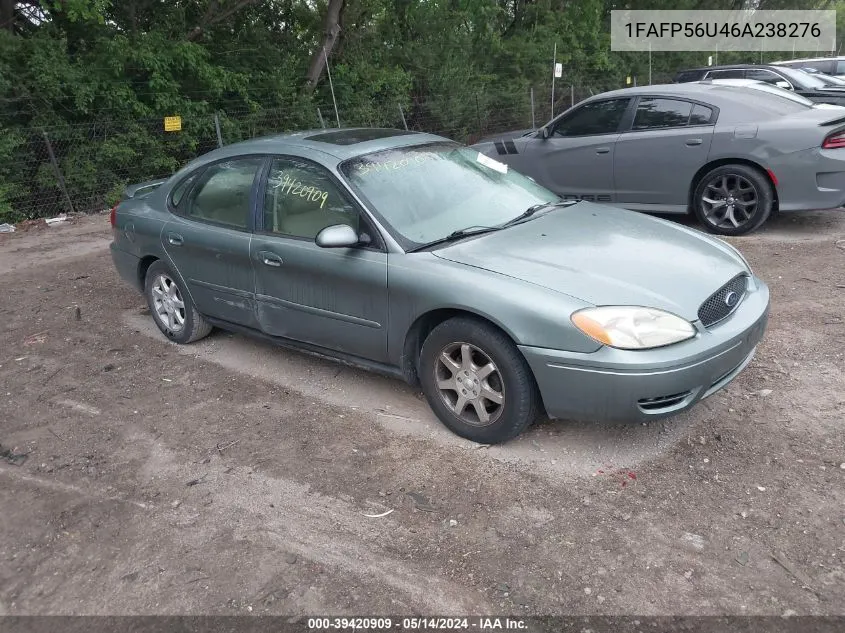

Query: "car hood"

xmin=431 ymin=203 xmax=749 ymax=322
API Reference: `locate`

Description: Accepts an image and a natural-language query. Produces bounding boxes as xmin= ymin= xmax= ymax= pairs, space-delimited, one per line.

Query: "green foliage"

xmin=0 ymin=0 xmax=840 ymax=220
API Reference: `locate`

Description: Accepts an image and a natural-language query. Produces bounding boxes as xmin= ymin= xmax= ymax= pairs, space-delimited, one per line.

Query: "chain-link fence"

xmin=1 ymin=78 xmax=645 ymax=223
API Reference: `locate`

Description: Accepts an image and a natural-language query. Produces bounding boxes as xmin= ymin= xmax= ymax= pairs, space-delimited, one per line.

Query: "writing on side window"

xmin=275 ymin=174 xmax=330 ymax=209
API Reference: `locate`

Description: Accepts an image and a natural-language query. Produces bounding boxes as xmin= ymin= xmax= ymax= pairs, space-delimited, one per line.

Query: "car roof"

xmin=581 ymin=81 xmax=762 ymax=100
xmin=195 ymin=127 xmax=448 ymax=162
xmin=677 ymin=64 xmax=781 ymax=73
xmin=772 ymin=56 xmax=845 ymax=64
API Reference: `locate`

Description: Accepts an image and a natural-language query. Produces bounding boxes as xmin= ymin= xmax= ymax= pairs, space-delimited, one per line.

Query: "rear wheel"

xmin=692 ymin=164 xmax=773 ymax=236
xmin=144 ymin=260 xmax=212 ymax=344
xmin=418 ymin=317 xmax=541 ymax=444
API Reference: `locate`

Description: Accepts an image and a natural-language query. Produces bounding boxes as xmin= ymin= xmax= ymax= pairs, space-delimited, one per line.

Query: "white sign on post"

xmin=554 ymin=63 xmax=562 ymax=78
xmin=707 ymin=55 xmax=713 ymax=66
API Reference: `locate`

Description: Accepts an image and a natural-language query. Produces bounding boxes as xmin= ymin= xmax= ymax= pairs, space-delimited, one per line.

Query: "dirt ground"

xmin=0 ymin=210 xmax=843 ymax=617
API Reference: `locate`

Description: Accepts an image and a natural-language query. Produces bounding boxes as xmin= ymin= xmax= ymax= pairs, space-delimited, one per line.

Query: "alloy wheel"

xmin=434 ymin=342 xmax=505 ymax=427
xmin=700 ymin=174 xmax=759 ymax=230
xmin=151 ymin=274 xmax=186 ymax=333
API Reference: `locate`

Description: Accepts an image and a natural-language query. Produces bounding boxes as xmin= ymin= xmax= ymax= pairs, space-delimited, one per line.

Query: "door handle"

xmin=259 ymin=251 xmax=283 ymax=267
xmin=596 ymin=147 xmax=610 ymax=154
xmin=167 ymin=232 xmax=183 ymax=246
xmin=685 ymin=138 xmax=703 ymax=146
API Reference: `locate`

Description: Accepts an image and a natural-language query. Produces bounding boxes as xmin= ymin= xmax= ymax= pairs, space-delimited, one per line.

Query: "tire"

xmin=144 ymin=260 xmax=212 ymax=344
xmin=692 ymin=164 xmax=773 ymax=236
xmin=418 ymin=317 xmax=541 ymax=444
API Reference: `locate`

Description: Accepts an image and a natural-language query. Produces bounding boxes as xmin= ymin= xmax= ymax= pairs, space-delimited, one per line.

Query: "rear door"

xmin=613 ymin=98 xmax=716 ymax=211
xmin=162 ymin=156 xmax=265 ymax=328
xmin=521 ymin=97 xmax=632 ymax=203
xmin=250 ymin=156 xmax=389 ymax=362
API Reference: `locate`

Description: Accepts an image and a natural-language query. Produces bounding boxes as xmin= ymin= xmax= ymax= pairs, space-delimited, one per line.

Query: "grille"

xmin=698 ymin=274 xmax=748 ymax=327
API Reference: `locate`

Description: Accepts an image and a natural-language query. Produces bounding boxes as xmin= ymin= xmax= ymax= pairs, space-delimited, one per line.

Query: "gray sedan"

xmin=474 ymin=82 xmax=845 ymax=235
xmin=110 ymin=128 xmax=769 ymax=444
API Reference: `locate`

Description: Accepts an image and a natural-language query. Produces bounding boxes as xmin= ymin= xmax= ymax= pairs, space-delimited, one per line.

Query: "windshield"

xmin=777 ymin=66 xmax=829 ymax=89
xmin=813 ymin=72 xmax=845 ymax=86
xmin=340 ymin=143 xmax=558 ymax=249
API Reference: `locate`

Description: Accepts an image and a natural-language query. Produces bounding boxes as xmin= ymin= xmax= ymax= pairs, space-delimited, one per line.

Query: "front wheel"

xmin=692 ymin=164 xmax=773 ymax=236
xmin=418 ymin=317 xmax=542 ymax=444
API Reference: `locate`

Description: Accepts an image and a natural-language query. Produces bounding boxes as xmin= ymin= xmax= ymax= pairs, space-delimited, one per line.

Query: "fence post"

xmin=530 ymin=88 xmax=535 ymax=129
xmin=317 ymin=108 xmax=326 ymax=128
xmin=42 ymin=131 xmax=75 ymax=215
xmin=214 ymin=112 xmax=223 ymax=148
xmin=398 ymin=103 xmax=408 ymax=130
xmin=475 ymin=94 xmax=482 ymax=136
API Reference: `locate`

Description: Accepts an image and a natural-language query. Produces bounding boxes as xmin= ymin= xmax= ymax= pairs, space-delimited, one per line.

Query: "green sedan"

xmin=110 ymin=128 xmax=769 ymax=444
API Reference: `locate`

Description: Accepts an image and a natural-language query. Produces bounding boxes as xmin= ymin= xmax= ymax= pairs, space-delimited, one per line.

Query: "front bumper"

xmin=520 ymin=276 xmax=770 ymax=422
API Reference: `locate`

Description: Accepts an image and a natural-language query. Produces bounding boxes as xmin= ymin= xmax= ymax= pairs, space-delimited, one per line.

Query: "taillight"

xmin=109 ymin=203 xmax=118 ymax=227
xmin=822 ymin=131 xmax=845 ymax=149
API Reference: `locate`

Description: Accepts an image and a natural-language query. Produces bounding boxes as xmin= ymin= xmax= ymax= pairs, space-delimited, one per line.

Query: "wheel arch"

xmin=138 ymin=255 xmax=159 ymax=289
xmin=400 ymin=308 xmax=522 ymax=386
xmin=688 ymin=158 xmax=779 ymax=212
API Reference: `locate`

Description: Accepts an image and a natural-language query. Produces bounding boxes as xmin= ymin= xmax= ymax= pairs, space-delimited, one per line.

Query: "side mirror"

xmin=775 ymin=80 xmax=791 ymax=90
xmin=540 ymin=126 xmax=551 ymax=140
xmin=315 ymin=224 xmax=359 ymax=248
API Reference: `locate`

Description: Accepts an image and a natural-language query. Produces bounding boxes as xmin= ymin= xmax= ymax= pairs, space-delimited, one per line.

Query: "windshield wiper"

xmin=407 ymin=225 xmax=500 ymax=252
xmin=500 ymin=200 xmax=578 ymax=229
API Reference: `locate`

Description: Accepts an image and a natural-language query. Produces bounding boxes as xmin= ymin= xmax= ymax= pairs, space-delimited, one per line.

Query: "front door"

xmin=251 ymin=156 xmax=389 ymax=362
xmin=521 ymin=97 xmax=632 ymax=203
xmin=614 ymin=97 xmax=715 ymax=211
xmin=162 ymin=156 xmax=265 ymax=328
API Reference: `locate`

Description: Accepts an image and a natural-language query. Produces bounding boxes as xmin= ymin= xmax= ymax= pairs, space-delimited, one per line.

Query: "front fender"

xmin=386 ymin=254 xmax=602 ymax=367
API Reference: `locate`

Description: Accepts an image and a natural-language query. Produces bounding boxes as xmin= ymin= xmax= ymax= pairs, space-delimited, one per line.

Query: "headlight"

xmin=571 ymin=307 xmax=696 ymax=350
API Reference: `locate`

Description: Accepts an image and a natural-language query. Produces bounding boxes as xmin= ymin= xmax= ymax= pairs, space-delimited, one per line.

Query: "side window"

xmin=706 ymin=69 xmax=745 ymax=79
xmin=169 ymin=173 xmax=197 ymax=209
xmin=747 ymin=69 xmax=791 ymax=89
xmin=808 ymin=60 xmax=834 ymax=74
xmin=689 ymin=103 xmax=714 ymax=125
xmin=632 ymin=98 xmax=692 ymax=130
xmin=835 ymin=61 xmax=845 ymax=75
xmin=263 ymin=158 xmax=360 ymax=240
xmin=552 ymin=99 xmax=630 ymax=137
xmin=184 ymin=158 xmax=263 ymax=229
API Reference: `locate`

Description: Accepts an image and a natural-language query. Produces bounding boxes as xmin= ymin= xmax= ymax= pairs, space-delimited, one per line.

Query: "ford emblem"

xmin=724 ymin=291 xmax=739 ymax=308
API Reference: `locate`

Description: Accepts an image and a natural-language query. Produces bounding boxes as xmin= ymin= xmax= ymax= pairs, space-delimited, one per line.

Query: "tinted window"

xmin=675 ymin=70 xmax=704 ymax=82
xmin=747 ymin=69 xmax=788 ymax=86
xmin=689 ymin=104 xmax=714 ymax=125
xmin=553 ymin=99 xmax=630 ymax=137
xmin=707 ymin=69 xmax=745 ymax=79
xmin=263 ymin=158 xmax=359 ymax=240
xmin=185 ymin=158 xmax=263 ymax=228
xmin=632 ymin=98 xmax=692 ymax=130
xmin=836 ymin=61 xmax=845 ymax=75
xmin=805 ymin=60 xmax=834 ymax=74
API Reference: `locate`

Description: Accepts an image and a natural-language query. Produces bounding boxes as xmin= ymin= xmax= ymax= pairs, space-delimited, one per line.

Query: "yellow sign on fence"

xmin=164 ymin=116 xmax=182 ymax=132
